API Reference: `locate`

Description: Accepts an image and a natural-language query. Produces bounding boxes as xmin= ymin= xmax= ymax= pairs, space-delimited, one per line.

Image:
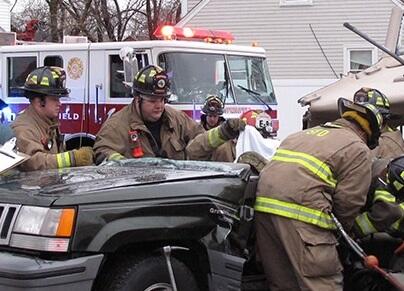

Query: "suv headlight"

xmin=10 ymin=206 xmax=76 ymax=252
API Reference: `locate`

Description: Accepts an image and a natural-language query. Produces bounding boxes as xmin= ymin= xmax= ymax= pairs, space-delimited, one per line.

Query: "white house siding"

xmin=183 ymin=0 xmax=394 ymax=79
xmin=182 ymin=0 xmax=396 ymax=139
xmin=0 ymin=0 xmax=10 ymax=32
xmin=187 ymin=0 xmax=199 ymax=11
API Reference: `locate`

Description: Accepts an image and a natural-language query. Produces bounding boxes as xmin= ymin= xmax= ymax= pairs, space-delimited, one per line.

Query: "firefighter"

xmin=199 ymin=95 xmax=228 ymax=162
xmin=240 ymin=109 xmax=273 ymax=138
xmin=354 ymin=87 xmax=404 ymax=159
xmin=254 ymin=98 xmax=383 ymax=291
xmin=353 ymin=156 xmax=404 ymax=238
xmin=200 ymin=95 xmax=226 ymax=130
xmin=186 ymin=109 xmax=272 ymax=162
xmin=11 ymin=66 xmax=94 ymax=171
xmin=93 ymin=65 xmax=205 ymax=162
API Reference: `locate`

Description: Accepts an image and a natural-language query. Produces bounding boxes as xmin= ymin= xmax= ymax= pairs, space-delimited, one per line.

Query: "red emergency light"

xmin=153 ymin=25 xmax=234 ymax=44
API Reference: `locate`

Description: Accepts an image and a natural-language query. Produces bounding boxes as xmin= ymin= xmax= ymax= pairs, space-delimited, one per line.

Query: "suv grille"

xmin=0 ymin=204 xmax=21 ymax=245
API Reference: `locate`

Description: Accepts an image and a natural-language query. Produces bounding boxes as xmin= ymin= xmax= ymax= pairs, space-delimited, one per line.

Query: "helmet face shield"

xmin=132 ymin=65 xmax=171 ymax=98
xmin=22 ymin=66 xmax=70 ymax=98
xmin=338 ymin=98 xmax=383 ymax=149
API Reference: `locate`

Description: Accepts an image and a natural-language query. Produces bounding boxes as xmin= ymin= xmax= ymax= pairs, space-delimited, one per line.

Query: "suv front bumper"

xmin=0 ymin=251 xmax=103 ymax=291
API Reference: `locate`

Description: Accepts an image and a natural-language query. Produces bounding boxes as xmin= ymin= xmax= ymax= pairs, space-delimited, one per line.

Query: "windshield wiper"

xmin=237 ymin=85 xmax=272 ymax=112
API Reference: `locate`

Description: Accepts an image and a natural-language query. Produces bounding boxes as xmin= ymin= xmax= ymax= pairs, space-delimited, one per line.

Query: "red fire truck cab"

xmin=0 ymin=27 xmax=278 ymax=149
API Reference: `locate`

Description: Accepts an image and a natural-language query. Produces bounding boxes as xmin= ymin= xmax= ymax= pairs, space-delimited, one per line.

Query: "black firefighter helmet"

xmin=387 ymin=155 xmax=404 ymax=202
xmin=353 ymin=87 xmax=390 ymax=120
xmin=22 ymin=66 xmax=70 ymax=98
xmin=202 ymin=95 xmax=224 ymax=115
xmin=338 ymin=98 xmax=383 ymax=150
xmin=132 ymin=65 xmax=170 ymax=98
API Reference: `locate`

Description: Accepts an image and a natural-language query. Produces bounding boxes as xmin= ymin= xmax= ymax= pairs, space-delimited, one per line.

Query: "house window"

xmin=343 ymin=46 xmax=378 ymax=74
xmin=280 ymin=0 xmax=313 ymax=6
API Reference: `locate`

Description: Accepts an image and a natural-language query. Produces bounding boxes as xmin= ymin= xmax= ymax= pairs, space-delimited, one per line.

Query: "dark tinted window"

xmin=7 ymin=56 xmax=37 ymax=97
xmin=44 ymin=56 xmax=63 ymax=67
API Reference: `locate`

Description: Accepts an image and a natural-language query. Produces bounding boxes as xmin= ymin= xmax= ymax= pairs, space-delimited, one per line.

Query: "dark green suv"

xmin=0 ymin=159 xmax=267 ymax=291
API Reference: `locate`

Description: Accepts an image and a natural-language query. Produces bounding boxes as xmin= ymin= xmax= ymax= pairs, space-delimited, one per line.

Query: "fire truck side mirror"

xmin=119 ymin=47 xmax=138 ymax=88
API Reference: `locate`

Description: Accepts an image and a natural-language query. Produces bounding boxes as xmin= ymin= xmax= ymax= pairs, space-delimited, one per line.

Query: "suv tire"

xmin=98 ymin=254 xmax=199 ymax=291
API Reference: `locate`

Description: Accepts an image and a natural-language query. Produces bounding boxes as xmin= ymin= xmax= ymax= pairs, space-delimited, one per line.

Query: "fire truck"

xmin=0 ymin=26 xmax=278 ymax=149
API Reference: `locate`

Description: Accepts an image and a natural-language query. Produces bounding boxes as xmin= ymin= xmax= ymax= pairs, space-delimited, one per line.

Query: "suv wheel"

xmin=98 ymin=255 xmax=199 ymax=291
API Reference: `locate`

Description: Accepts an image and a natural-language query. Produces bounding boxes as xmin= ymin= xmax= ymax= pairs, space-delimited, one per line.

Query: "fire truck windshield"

xmin=158 ymin=52 xmax=276 ymax=105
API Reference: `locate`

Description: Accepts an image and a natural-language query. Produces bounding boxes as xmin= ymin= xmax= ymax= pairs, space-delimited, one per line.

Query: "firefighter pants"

xmin=255 ymin=212 xmax=343 ymax=291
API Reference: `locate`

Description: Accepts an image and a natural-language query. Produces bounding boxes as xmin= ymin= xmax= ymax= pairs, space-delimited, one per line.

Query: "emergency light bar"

xmin=153 ymin=25 xmax=234 ymax=44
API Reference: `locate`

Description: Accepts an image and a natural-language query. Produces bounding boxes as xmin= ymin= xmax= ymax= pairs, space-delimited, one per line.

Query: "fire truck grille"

xmin=0 ymin=204 xmax=21 ymax=245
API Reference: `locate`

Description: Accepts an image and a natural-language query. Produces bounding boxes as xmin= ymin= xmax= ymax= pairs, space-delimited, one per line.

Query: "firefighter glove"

xmin=108 ymin=152 xmax=125 ymax=161
xmin=71 ymin=147 xmax=94 ymax=167
xmin=219 ymin=118 xmax=246 ymax=140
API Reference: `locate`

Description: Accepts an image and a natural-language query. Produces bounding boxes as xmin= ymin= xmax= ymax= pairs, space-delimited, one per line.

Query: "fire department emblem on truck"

xmin=67 ymin=57 xmax=84 ymax=80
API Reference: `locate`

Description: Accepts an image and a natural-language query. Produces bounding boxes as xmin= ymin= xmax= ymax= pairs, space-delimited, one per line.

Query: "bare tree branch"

xmin=12 ymin=0 xmax=181 ymax=42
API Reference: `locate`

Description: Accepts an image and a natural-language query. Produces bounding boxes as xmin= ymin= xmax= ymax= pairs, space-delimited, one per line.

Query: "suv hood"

xmin=0 ymin=158 xmax=250 ymax=206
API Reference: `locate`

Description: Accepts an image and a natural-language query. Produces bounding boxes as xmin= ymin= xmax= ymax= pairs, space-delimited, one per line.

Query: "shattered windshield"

xmin=227 ymin=55 xmax=276 ymax=104
xmin=158 ymin=52 xmax=276 ymax=105
xmin=159 ymin=52 xmax=234 ymax=104
xmin=0 ymin=158 xmax=248 ymax=194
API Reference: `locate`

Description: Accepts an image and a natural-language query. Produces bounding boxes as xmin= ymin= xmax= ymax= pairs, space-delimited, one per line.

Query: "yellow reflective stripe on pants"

xmin=354 ymin=212 xmax=377 ymax=236
xmin=272 ymin=149 xmax=336 ymax=188
xmin=373 ymin=189 xmax=396 ymax=203
xmin=108 ymin=152 xmax=125 ymax=161
xmin=207 ymin=127 xmax=226 ymax=148
xmin=254 ymin=196 xmax=336 ymax=230
xmin=56 ymin=152 xmax=72 ymax=168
